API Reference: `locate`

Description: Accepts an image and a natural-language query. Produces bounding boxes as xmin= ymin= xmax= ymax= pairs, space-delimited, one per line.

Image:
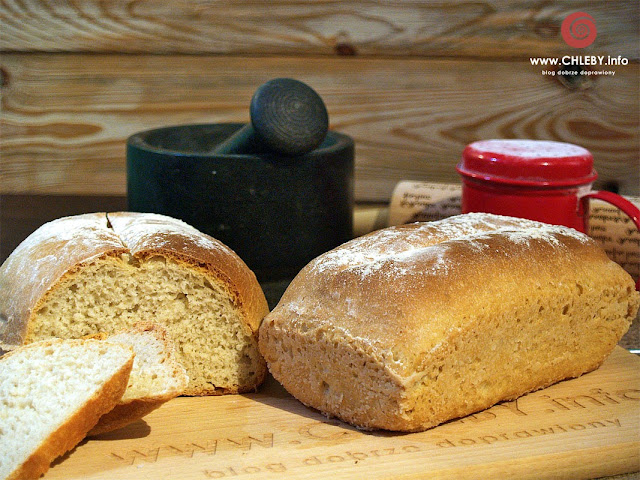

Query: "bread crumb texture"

xmin=106 ymin=323 xmax=188 ymax=402
xmin=0 ymin=212 xmax=268 ymax=396
xmin=259 ymin=213 xmax=639 ymax=431
xmin=86 ymin=322 xmax=189 ymax=436
xmin=0 ymin=339 xmax=133 ymax=480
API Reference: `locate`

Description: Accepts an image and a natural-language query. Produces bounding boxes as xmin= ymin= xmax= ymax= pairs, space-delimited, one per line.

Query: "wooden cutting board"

xmin=45 ymin=347 xmax=640 ymax=480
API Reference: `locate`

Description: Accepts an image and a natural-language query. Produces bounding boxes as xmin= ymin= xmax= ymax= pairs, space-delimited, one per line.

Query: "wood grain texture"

xmin=1 ymin=1 xmax=637 ymax=59
xmin=1 ymin=54 xmax=638 ymax=200
xmin=40 ymin=347 xmax=640 ymax=480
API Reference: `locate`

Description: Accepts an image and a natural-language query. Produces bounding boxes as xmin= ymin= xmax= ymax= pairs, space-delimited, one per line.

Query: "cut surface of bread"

xmin=0 ymin=339 xmax=134 ymax=480
xmin=259 ymin=213 xmax=640 ymax=432
xmin=0 ymin=212 xmax=269 ymax=395
xmin=88 ymin=322 xmax=189 ymax=436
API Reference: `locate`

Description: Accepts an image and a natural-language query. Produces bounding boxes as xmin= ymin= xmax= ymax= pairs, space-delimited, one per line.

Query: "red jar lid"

xmin=457 ymin=139 xmax=598 ymax=187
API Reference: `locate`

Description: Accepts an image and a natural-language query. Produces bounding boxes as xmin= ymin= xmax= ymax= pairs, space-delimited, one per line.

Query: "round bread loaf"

xmin=259 ymin=213 xmax=639 ymax=431
xmin=0 ymin=212 xmax=269 ymax=396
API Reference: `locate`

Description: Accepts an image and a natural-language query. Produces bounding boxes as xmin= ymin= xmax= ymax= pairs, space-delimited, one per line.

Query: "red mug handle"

xmin=581 ymin=190 xmax=640 ymax=290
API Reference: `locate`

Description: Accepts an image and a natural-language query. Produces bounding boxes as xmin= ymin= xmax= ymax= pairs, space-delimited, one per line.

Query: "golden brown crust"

xmin=268 ymin=214 xmax=631 ymax=375
xmin=4 ymin=339 xmax=134 ymax=480
xmin=260 ymin=213 xmax=639 ymax=431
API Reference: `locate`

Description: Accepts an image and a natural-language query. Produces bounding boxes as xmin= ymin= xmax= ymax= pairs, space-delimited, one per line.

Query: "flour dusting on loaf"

xmin=0 ymin=212 xmax=269 ymax=396
xmin=107 ymin=212 xmax=224 ymax=253
xmin=259 ymin=213 xmax=639 ymax=431
xmin=313 ymin=214 xmax=590 ymax=279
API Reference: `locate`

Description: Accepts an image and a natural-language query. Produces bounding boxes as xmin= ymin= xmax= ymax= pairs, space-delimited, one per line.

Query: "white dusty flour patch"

xmin=309 ymin=213 xmax=591 ymax=280
xmin=106 ymin=212 xmax=225 ymax=254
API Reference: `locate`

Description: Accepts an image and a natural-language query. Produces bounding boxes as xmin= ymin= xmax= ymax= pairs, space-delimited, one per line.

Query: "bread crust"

xmin=0 ymin=212 xmax=269 ymax=395
xmin=2 ymin=339 xmax=134 ymax=480
xmin=259 ymin=213 xmax=639 ymax=431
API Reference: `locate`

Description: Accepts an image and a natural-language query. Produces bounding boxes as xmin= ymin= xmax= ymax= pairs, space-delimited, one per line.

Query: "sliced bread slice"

xmin=0 ymin=339 xmax=134 ymax=480
xmin=88 ymin=322 xmax=189 ymax=436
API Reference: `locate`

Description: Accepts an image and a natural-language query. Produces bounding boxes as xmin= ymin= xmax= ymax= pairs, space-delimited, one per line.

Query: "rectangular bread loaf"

xmin=259 ymin=213 xmax=639 ymax=431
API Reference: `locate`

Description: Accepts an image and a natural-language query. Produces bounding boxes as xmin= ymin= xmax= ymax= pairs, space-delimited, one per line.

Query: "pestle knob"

xmin=213 ymin=78 xmax=329 ymax=157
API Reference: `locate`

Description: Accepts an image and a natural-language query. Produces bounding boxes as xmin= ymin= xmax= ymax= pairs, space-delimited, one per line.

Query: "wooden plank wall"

xmin=1 ymin=1 xmax=639 ymax=261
